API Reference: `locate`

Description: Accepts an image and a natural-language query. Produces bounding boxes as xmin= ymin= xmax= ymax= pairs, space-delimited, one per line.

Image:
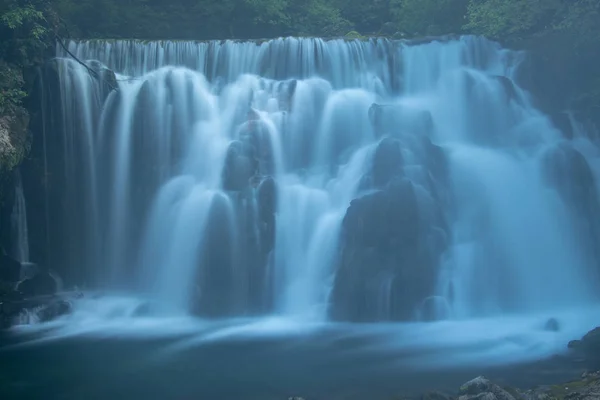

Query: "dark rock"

xmin=568 ymin=327 xmax=600 ymax=370
xmin=458 ymin=376 xmax=517 ymax=400
xmin=550 ymin=111 xmax=574 ymax=139
xmin=542 ymin=143 xmax=596 ymax=206
xmin=16 ymin=269 xmax=57 ymax=297
xmin=523 ymin=370 xmax=600 ymax=400
xmin=37 ymin=300 xmax=72 ymax=322
xmin=257 ymin=176 xmax=277 ymax=218
xmin=222 ymin=140 xmax=258 ymax=191
xmin=541 ymin=142 xmax=600 ymax=281
xmin=330 ymin=178 xmax=443 ymax=322
xmin=257 ymin=176 xmax=277 ymax=252
xmin=544 ymin=318 xmax=560 ymax=332
xmin=492 ymin=75 xmax=519 ymax=104
xmin=0 ymin=251 xmax=21 ymax=282
xmin=372 ymin=137 xmax=404 ymax=188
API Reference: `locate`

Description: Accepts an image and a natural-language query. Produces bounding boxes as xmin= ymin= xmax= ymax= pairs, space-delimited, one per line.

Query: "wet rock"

xmin=0 ymin=110 xmax=30 ymax=178
xmin=523 ymin=370 xmax=600 ymax=400
xmin=222 ymin=141 xmax=258 ymax=191
xmin=568 ymin=327 xmax=600 ymax=369
xmin=36 ymin=299 xmax=72 ymax=322
xmin=330 ymin=178 xmax=442 ymax=321
xmin=550 ymin=111 xmax=574 ymax=139
xmin=257 ymin=176 xmax=277 ymax=218
xmin=492 ymin=75 xmax=519 ymax=104
xmin=372 ymin=137 xmax=404 ymax=188
xmin=87 ymin=60 xmax=119 ymax=95
xmin=544 ymin=318 xmax=560 ymax=332
xmin=541 ymin=143 xmax=600 ymax=280
xmin=458 ymin=376 xmax=516 ymax=400
xmin=257 ymin=176 xmax=277 ymax=252
xmin=542 ymin=143 xmax=596 ymax=206
xmin=0 ymin=251 xmax=21 ymax=282
xmin=16 ymin=268 xmax=57 ymax=297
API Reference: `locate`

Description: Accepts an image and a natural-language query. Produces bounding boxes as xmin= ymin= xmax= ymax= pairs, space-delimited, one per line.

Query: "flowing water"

xmin=10 ymin=169 xmax=29 ymax=264
xmin=5 ymin=36 xmax=600 ymax=397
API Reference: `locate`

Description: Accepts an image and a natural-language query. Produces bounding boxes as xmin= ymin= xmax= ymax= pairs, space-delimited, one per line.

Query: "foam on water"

xmin=8 ymin=294 xmax=600 ymax=371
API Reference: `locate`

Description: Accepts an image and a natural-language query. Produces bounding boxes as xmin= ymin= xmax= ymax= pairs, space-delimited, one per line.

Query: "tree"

xmin=390 ymin=0 xmax=468 ymax=36
xmin=464 ymin=0 xmax=563 ymax=41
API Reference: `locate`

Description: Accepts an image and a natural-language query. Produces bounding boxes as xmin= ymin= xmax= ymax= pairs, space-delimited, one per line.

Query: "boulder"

xmin=522 ymin=370 xmax=600 ymax=400
xmin=16 ymin=268 xmax=57 ymax=297
xmin=568 ymin=326 xmax=600 ymax=369
xmin=544 ymin=318 xmax=560 ymax=332
xmin=330 ymin=178 xmax=442 ymax=321
xmin=458 ymin=376 xmax=517 ymax=400
xmin=36 ymin=299 xmax=72 ymax=322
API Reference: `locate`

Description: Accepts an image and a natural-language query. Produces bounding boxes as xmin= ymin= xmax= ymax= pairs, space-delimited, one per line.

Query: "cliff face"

xmin=0 ymin=110 xmax=29 ymax=179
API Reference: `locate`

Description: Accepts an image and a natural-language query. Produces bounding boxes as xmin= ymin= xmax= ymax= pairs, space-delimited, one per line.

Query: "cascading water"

xmin=32 ymin=35 xmax=600 ymax=326
xmin=10 ymin=169 xmax=29 ymax=264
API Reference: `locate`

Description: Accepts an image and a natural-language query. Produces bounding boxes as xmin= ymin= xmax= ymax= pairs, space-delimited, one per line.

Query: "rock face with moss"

xmin=0 ymin=110 xmax=29 ymax=179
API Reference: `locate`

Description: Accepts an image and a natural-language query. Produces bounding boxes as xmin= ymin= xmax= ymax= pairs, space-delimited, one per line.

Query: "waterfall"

xmin=36 ymin=35 xmax=600 ymax=322
xmin=11 ymin=169 xmax=29 ymax=264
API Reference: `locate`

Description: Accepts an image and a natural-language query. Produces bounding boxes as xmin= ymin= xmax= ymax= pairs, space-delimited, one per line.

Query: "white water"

xmin=16 ymin=35 xmax=600 ymax=360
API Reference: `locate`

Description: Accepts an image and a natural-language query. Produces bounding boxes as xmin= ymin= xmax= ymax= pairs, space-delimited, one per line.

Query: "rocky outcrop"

xmin=458 ymin=376 xmax=517 ymax=400
xmin=330 ymin=122 xmax=450 ymax=321
xmin=223 ymin=110 xmax=276 ymax=192
xmin=541 ymin=142 xmax=600 ymax=283
xmin=0 ymin=110 xmax=29 ymax=179
xmin=568 ymin=327 xmax=600 ymax=370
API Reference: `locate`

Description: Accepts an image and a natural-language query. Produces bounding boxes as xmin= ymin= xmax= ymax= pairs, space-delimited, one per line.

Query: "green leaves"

xmin=390 ymin=0 xmax=468 ymax=36
xmin=1 ymin=4 xmax=46 ymax=31
xmin=464 ymin=0 xmax=563 ymax=40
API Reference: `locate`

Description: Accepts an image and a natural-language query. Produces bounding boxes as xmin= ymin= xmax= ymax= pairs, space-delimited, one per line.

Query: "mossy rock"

xmin=0 ymin=107 xmax=30 ymax=178
xmin=344 ymin=31 xmax=367 ymax=40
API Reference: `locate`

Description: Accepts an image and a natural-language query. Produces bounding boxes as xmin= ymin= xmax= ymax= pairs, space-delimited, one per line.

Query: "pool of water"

xmin=1 ymin=296 xmax=598 ymax=399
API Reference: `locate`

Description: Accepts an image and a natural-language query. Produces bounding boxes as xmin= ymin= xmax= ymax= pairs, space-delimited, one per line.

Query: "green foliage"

xmin=464 ymin=0 xmax=562 ymax=40
xmin=1 ymin=3 xmax=45 ymax=34
xmin=1 ymin=0 xmax=55 ymax=113
xmin=390 ymin=0 xmax=468 ymax=36
xmin=0 ymin=64 xmax=26 ymax=114
xmin=335 ymin=0 xmax=390 ymax=34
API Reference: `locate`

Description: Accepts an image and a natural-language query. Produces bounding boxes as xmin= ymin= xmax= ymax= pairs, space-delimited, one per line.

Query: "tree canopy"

xmin=0 ymin=0 xmax=599 ymax=122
